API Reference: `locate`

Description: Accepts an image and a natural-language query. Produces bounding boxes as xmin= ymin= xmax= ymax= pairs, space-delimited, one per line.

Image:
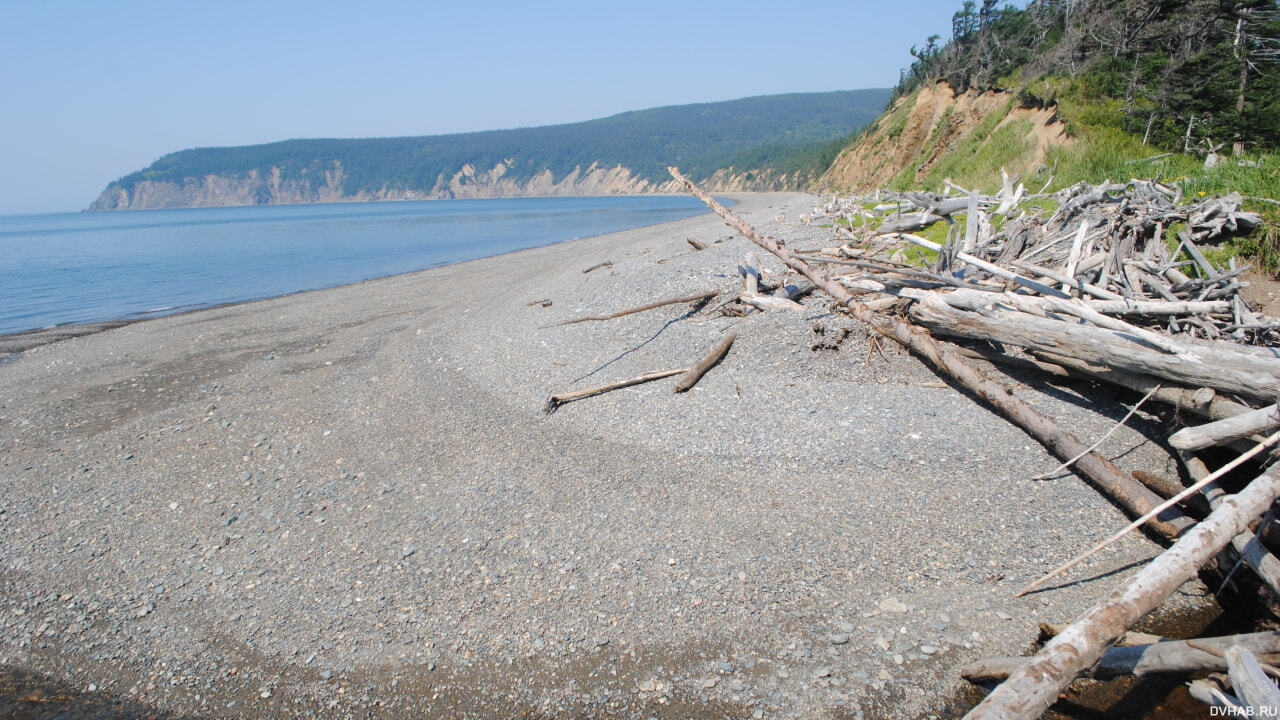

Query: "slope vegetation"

xmin=92 ymin=89 xmax=890 ymax=210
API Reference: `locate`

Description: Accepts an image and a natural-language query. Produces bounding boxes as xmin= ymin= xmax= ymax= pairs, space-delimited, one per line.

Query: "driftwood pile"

xmin=540 ymin=166 xmax=1280 ymax=718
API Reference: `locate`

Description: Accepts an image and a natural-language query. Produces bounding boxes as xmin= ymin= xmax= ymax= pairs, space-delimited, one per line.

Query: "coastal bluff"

xmin=89 ymin=161 xmax=788 ymax=210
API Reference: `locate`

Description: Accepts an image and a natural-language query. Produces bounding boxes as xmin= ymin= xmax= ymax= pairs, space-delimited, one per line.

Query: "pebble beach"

xmin=0 ymin=192 xmax=1204 ymax=718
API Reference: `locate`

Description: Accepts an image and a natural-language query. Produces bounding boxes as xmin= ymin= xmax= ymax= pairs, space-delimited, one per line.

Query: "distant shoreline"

xmin=0 ymin=195 xmax=737 ymax=358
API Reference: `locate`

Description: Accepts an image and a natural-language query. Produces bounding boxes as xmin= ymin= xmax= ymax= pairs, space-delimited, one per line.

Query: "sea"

xmin=0 ymin=195 xmax=714 ymax=336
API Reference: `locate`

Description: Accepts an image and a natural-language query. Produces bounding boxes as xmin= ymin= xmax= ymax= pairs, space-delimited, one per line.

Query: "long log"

xmin=965 ymin=464 xmax=1280 ymax=720
xmin=910 ymin=296 xmax=1280 ymax=401
xmin=668 ymin=167 xmax=1193 ymax=541
xmin=1170 ymin=403 xmax=1280 ymax=452
xmin=961 ymin=632 xmax=1280 ymax=682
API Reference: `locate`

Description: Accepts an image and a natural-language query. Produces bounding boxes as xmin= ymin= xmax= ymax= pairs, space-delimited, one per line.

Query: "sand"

xmin=0 ymin=193 xmax=1200 ymax=718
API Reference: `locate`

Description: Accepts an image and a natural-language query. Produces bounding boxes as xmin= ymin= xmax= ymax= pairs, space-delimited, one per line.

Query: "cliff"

xmin=819 ymin=82 xmax=1070 ymax=194
xmin=90 ymin=161 xmax=798 ymax=211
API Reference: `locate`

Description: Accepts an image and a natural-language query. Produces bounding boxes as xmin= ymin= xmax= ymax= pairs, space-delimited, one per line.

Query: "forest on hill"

xmin=94 ymin=90 xmax=890 ymax=209
xmin=896 ymin=0 xmax=1280 ymax=155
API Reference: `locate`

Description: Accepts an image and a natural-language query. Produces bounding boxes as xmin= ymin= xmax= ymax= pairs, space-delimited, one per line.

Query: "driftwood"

xmin=962 ymin=631 xmax=1280 ymax=681
xmin=548 ymin=291 xmax=717 ymax=327
xmin=673 ymin=334 xmax=736 ymax=393
xmin=1016 ymin=430 xmax=1280 ymax=597
xmin=544 ymin=368 xmax=689 ymax=413
xmin=582 ymin=260 xmax=614 ymax=274
xmin=1226 ymin=645 xmax=1280 ymax=710
xmin=686 ymin=237 xmax=708 ymax=251
xmin=1170 ymin=403 xmax=1280 ymax=451
xmin=911 ymin=296 xmax=1280 ymax=402
xmin=670 ymin=167 xmax=1194 ymax=541
xmin=965 ymin=463 xmax=1280 ymax=720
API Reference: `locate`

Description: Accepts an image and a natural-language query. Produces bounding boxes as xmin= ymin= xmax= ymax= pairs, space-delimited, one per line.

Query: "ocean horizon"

xmin=0 ymin=195 xmax=717 ymax=336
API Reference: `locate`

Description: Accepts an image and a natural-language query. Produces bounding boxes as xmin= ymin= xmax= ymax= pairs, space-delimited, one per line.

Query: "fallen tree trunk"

xmin=962 ymin=632 xmax=1280 ymax=682
xmin=668 ymin=167 xmax=1193 ymax=541
xmin=1170 ymin=403 xmax=1280 ymax=452
xmin=964 ymin=464 xmax=1280 ymax=720
xmin=910 ymin=296 xmax=1280 ymax=401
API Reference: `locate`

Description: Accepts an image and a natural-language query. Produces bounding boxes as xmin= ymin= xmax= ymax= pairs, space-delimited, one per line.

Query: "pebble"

xmin=879 ymin=598 xmax=909 ymax=614
xmin=830 ymin=633 xmax=850 ymax=645
xmin=718 ymin=661 xmax=736 ymax=673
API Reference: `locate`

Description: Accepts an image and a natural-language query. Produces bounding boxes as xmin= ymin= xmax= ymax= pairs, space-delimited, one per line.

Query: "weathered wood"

xmin=739 ymin=294 xmax=804 ymax=312
xmin=910 ymin=297 xmax=1280 ymax=401
xmin=1017 ymin=430 xmax=1280 ymax=597
xmin=962 ymin=632 xmax=1280 ymax=681
xmin=965 ymin=464 xmax=1280 ymax=720
xmin=1189 ymin=678 xmax=1244 ymax=710
xmin=669 ymin=167 xmax=1193 ymax=542
xmin=1132 ymin=470 xmax=1212 ymax=517
xmin=1033 ymin=353 xmax=1257 ymax=424
xmin=582 ymin=260 xmax=614 ymax=274
xmin=1030 ymin=384 xmax=1160 ymax=480
xmin=1170 ymin=404 xmax=1280 ymax=451
xmin=548 ymin=291 xmax=718 ymax=327
xmin=897 ymin=233 xmax=1071 ymax=298
xmin=739 ymin=252 xmax=761 ymax=295
xmin=544 ymin=367 xmax=690 ymax=413
xmin=901 ymin=287 xmax=1229 ymax=317
xmin=686 ymin=237 xmax=708 ymax=251
xmin=673 ymin=333 xmax=736 ymax=393
xmin=875 ymin=211 xmax=944 ymax=234
xmin=1226 ymin=645 xmax=1280 ymax=710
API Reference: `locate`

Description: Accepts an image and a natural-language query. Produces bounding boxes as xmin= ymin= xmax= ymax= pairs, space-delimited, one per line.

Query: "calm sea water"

xmin=0 ymin=195 xmax=712 ymax=335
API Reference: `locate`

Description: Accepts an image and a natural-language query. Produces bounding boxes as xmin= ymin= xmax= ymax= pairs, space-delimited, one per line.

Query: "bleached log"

xmin=910 ymin=297 xmax=1280 ymax=402
xmin=964 ymin=464 xmax=1280 ymax=720
xmin=1226 ymin=645 xmax=1280 ymax=711
xmin=962 ymin=632 xmax=1280 ymax=682
xmin=876 ymin=212 xmax=944 ymax=234
xmin=739 ymin=294 xmax=804 ymax=312
xmin=1170 ymin=404 xmax=1280 ymax=451
xmin=900 ymin=287 xmax=1229 ymax=317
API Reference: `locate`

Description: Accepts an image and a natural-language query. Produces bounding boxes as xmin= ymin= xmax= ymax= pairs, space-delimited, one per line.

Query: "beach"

xmin=0 ymin=193 xmax=1200 ymax=718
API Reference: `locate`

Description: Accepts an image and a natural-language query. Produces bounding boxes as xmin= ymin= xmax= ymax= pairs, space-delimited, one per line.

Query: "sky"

xmin=0 ymin=0 xmax=964 ymax=214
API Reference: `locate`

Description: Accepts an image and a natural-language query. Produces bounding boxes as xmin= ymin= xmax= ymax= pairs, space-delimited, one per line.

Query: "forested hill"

xmin=92 ymin=89 xmax=891 ymax=210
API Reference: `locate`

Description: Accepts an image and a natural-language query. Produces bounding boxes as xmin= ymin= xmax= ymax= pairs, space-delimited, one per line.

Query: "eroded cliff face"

xmin=819 ymin=82 xmax=1071 ymax=193
xmin=90 ymin=161 xmax=798 ymax=210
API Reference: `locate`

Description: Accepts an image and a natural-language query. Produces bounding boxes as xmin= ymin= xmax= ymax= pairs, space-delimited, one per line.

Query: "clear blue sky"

xmin=0 ymin=0 xmax=963 ymax=214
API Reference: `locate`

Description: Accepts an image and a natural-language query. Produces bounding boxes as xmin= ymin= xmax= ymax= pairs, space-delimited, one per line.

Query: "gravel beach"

xmin=0 ymin=193 xmax=1206 ymax=719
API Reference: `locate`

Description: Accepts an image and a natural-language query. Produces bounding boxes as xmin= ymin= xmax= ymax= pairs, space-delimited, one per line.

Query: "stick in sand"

xmin=544 ymin=368 xmax=689 ymax=413
xmin=545 ymin=291 xmax=718 ymax=327
xmin=1016 ymin=428 xmax=1280 ymax=597
xmin=674 ymin=333 xmax=736 ymax=393
xmin=1031 ymin=384 xmax=1161 ymax=480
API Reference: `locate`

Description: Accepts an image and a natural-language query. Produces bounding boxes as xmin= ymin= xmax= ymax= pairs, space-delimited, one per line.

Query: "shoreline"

xmin=0 ymin=191 xmax=1198 ymax=719
xmin=0 ymin=195 xmax=735 ymax=359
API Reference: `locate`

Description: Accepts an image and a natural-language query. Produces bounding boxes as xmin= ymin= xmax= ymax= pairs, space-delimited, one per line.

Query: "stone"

xmin=879 ymin=598 xmax=908 ymax=614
